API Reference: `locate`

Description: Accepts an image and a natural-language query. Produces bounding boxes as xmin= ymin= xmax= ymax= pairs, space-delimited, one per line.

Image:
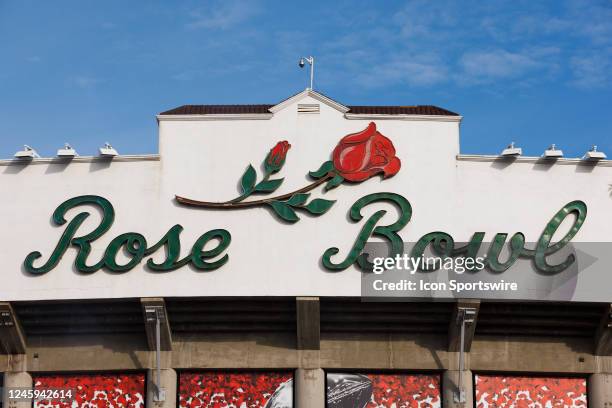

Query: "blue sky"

xmin=1 ymin=0 xmax=611 ymax=159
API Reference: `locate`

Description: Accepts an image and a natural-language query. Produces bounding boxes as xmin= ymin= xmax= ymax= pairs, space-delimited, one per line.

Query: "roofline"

xmin=457 ymin=154 xmax=612 ymax=166
xmin=155 ymin=113 xmax=463 ymax=123
xmin=0 ymin=154 xmax=160 ymax=166
xmin=157 ymin=89 xmax=460 ymax=119
xmin=157 ymin=112 xmax=462 ymax=122
xmin=345 ymin=113 xmax=462 ymax=122
xmin=157 ymin=113 xmax=274 ymax=122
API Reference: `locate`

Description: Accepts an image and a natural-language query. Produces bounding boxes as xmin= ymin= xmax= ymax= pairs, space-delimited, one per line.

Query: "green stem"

xmin=176 ymin=172 xmax=334 ymax=209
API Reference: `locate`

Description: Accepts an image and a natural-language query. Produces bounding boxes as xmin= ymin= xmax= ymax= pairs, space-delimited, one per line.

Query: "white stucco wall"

xmin=0 ymin=92 xmax=610 ymax=301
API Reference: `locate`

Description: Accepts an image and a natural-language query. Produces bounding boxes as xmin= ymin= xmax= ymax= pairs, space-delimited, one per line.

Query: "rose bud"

xmin=332 ymin=122 xmax=401 ymax=182
xmin=264 ymin=141 xmax=291 ymax=174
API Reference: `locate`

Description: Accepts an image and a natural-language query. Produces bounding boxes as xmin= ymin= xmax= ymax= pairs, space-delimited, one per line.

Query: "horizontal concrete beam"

xmin=16 ymin=331 xmax=612 ymax=373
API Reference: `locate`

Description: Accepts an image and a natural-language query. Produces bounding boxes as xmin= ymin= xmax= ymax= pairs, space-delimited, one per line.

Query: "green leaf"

xmin=268 ymin=201 xmax=300 ymax=223
xmin=309 ymin=160 xmax=334 ymax=179
xmin=254 ymin=178 xmax=284 ymax=193
xmin=325 ymin=174 xmax=345 ymax=191
xmin=302 ymin=198 xmax=336 ymax=215
xmin=240 ymin=165 xmax=257 ymax=194
xmin=286 ymin=193 xmax=310 ymax=206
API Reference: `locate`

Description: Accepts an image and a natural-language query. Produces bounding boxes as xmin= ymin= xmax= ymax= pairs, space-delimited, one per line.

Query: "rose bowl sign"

xmin=23 ymin=122 xmax=588 ymax=281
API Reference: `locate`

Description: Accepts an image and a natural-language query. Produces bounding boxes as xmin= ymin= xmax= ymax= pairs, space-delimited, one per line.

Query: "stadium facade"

xmin=0 ymin=89 xmax=611 ymax=407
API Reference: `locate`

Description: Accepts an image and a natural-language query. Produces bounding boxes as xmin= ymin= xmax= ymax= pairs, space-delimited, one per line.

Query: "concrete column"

xmin=442 ymin=370 xmax=473 ymax=408
xmin=146 ymin=368 xmax=177 ymax=408
xmin=588 ymin=373 xmax=612 ymax=407
xmin=295 ymin=368 xmax=324 ymax=408
xmin=2 ymin=372 xmax=33 ymax=408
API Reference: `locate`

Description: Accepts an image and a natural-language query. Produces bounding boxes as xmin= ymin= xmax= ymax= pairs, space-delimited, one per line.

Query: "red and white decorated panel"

xmin=179 ymin=371 xmax=293 ymax=408
xmin=33 ymin=373 xmax=145 ymax=408
xmin=326 ymin=372 xmax=441 ymax=408
xmin=475 ymin=374 xmax=587 ymax=407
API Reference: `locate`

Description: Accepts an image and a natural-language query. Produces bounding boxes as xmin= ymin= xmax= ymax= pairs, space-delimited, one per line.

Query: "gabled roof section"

xmin=268 ymin=89 xmax=349 ymax=114
xmin=158 ymin=90 xmax=460 ymax=118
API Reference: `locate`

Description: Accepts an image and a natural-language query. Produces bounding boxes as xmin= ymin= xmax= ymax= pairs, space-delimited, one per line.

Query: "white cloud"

xmin=458 ymin=47 xmax=560 ymax=84
xmin=565 ymin=0 xmax=612 ymax=46
xmin=186 ymin=0 xmax=260 ymax=30
xmin=171 ymin=70 xmax=200 ymax=81
xmin=461 ymin=50 xmax=538 ymax=78
xmin=570 ymin=52 xmax=612 ymax=88
xmin=73 ymin=76 xmax=102 ymax=89
xmin=393 ymin=0 xmax=458 ymax=40
xmin=244 ymin=0 xmax=612 ymax=91
xmin=356 ymin=54 xmax=448 ymax=88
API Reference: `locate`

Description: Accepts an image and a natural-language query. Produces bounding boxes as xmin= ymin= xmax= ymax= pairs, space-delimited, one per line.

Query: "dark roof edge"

xmin=347 ymin=105 xmax=459 ymax=116
xmin=159 ymin=104 xmax=459 ymax=116
xmin=160 ymin=105 xmax=274 ymax=115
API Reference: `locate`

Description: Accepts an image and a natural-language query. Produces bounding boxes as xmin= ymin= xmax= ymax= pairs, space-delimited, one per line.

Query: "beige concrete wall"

xmin=320 ymin=333 xmax=450 ymax=370
xmin=295 ymin=368 xmax=324 ymax=408
xmin=146 ymin=369 xmax=176 ymax=408
xmin=15 ymin=333 xmax=612 ymax=374
xmin=25 ymin=334 xmax=150 ymax=371
xmin=0 ymin=355 xmax=26 ymax=373
xmin=443 ymin=370 xmax=473 ymax=408
xmin=588 ymin=373 xmax=612 ymax=406
xmin=470 ymin=336 xmax=604 ymax=373
xmin=2 ymin=371 xmax=32 ymax=408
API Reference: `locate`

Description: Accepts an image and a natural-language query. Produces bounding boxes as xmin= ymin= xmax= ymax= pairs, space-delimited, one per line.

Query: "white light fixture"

xmin=99 ymin=142 xmax=118 ymax=157
xmin=543 ymin=144 xmax=563 ymax=158
xmin=14 ymin=145 xmax=40 ymax=159
xmin=501 ymin=142 xmax=522 ymax=157
xmin=298 ymin=56 xmax=315 ymax=90
xmin=57 ymin=143 xmax=78 ymax=158
xmin=582 ymin=145 xmax=607 ymax=160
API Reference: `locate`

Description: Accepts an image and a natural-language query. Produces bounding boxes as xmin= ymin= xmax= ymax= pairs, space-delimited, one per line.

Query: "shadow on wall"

xmin=489 ymin=156 xmax=601 ymax=173
xmin=27 ymin=333 xmax=149 ymax=370
xmin=320 ymin=332 xmax=448 ymax=370
xmin=173 ymin=332 xmax=296 ymax=350
xmin=470 ymin=335 xmax=595 ymax=370
xmin=1 ymin=158 xmax=115 ymax=175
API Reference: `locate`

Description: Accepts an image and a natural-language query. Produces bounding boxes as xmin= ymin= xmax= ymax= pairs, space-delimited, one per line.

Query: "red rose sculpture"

xmin=264 ymin=141 xmax=291 ymax=174
xmin=332 ymin=122 xmax=401 ymax=182
xmin=175 ymin=121 xmax=402 ymax=223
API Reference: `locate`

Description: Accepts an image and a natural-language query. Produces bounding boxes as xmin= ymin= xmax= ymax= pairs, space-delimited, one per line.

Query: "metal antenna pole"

xmin=145 ymin=305 xmax=166 ymax=402
xmin=156 ymin=313 xmax=161 ymax=400
xmin=454 ymin=307 xmax=476 ymax=404
xmin=458 ymin=316 xmax=465 ymax=396
xmin=310 ymin=57 xmax=315 ymax=90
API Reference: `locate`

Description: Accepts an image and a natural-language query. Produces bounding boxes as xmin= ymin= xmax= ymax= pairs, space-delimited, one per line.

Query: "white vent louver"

xmin=297 ymin=103 xmax=320 ymax=114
